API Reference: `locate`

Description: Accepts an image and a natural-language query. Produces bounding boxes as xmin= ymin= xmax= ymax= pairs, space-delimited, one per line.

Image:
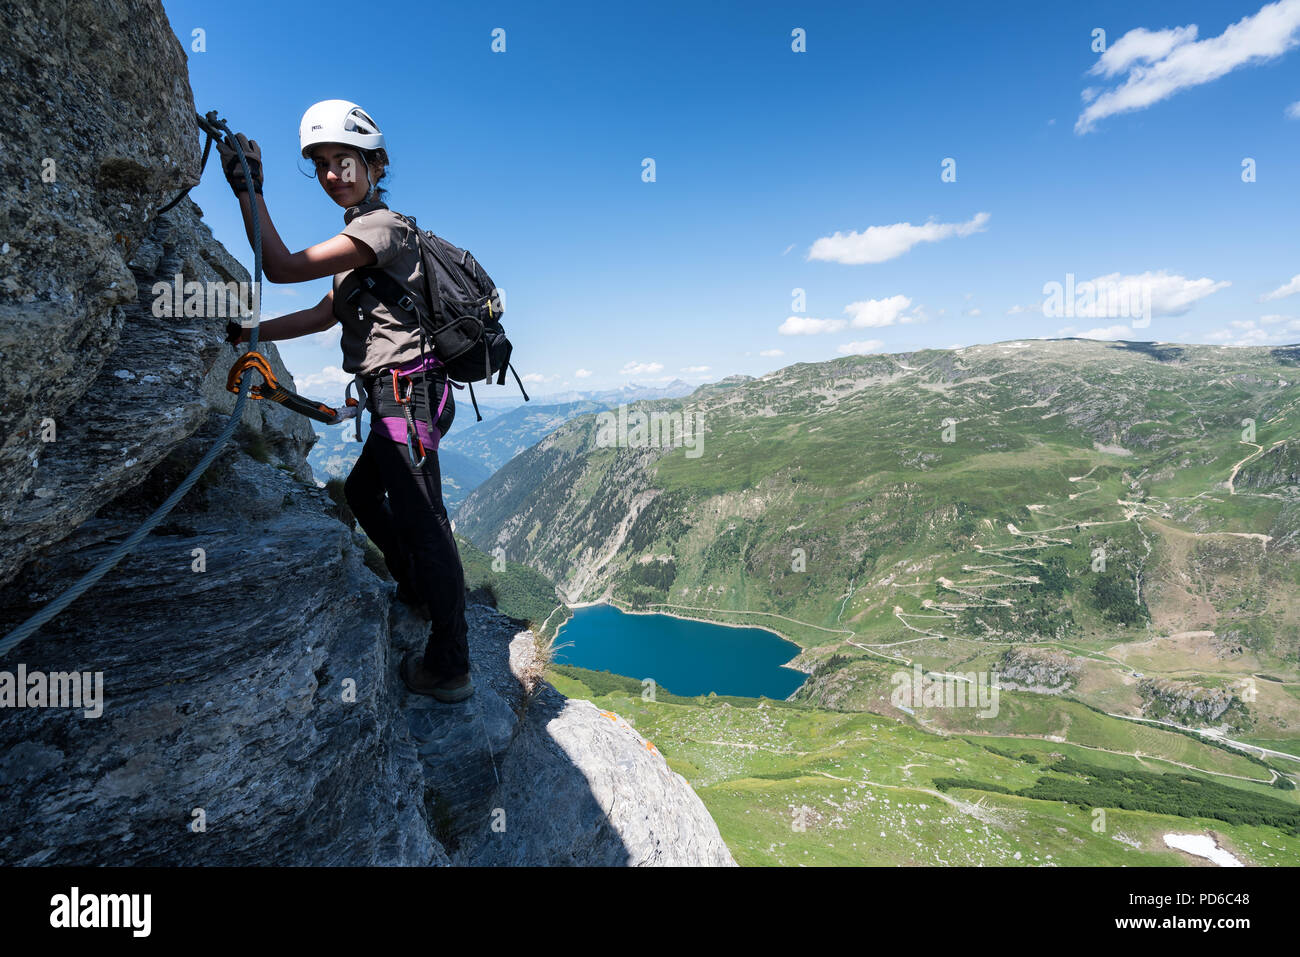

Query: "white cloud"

xmin=837 ymin=339 xmax=885 ymax=355
xmin=964 ymin=307 xmax=982 ymax=317
xmin=1286 ymin=99 xmax=1300 ymax=117
xmin=781 ymin=243 xmax=795 ymax=255
xmin=843 ymin=294 xmax=915 ymax=328
xmin=295 ymin=365 xmax=353 ymax=393
xmin=1262 ymin=273 xmax=1300 ymax=300
xmin=1091 ymin=25 xmax=1200 ymax=78
xmin=759 ymin=348 xmax=784 ymax=357
xmin=778 ymin=315 xmax=847 ymax=335
xmin=1119 ymin=270 xmax=1229 ymax=316
xmin=521 ymin=373 xmax=549 ymax=384
xmin=1204 ymin=316 xmax=1300 ymax=345
xmin=1046 ymin=271 xmax=1229 ymax=318
xmin=574 ymin=368 xmax=592 ymax=378
xmin=807 ymin=212 xmax=990 ymax=265
xmin=619 ymin=361 xmax=664 ymax=375
xmin=1006 ymin=303 xmax=1033 ymax=315
xmin=1076 ymin=0 xmax=1300 ymax=134
xmin=309 ymin=325 xmax=342 ymax=347
xmin=681 ymin=365 xmax=710 ymax=372
xmin=1261 ymin=313 xmax=1294 ymax=323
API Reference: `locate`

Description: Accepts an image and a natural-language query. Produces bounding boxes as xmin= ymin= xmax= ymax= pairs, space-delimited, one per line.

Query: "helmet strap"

xmin=359 ymin=153 xmax=376 ymax=202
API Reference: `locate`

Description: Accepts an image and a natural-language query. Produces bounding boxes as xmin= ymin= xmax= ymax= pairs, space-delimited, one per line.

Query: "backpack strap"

xmin=345 ymin=267 xmax=420 ymax=322
xmin=467 ymin=381 xmax=482 ymax=422
xmin=506 ymin=362 xmax=529 ymax=401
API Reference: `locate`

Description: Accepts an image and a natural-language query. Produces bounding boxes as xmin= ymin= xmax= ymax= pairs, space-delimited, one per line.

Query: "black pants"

xmin=344 ymin=428 xmax=470 ymax=678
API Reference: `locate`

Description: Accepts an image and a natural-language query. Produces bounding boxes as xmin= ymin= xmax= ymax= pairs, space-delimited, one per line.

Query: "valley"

xmin=447 ymin=339 xmax=1300 ymax=863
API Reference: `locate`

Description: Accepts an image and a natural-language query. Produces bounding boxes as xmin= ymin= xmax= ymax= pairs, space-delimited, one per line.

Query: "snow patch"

xmin=1163 ymin=833 xmax=1242 ymax=867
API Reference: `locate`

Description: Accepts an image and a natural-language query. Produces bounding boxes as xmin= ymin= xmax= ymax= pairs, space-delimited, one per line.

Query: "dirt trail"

xmin=1227 ymin=439 xmax=1284 ymax=494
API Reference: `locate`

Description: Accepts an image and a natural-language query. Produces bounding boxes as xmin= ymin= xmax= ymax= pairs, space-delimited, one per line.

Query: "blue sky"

xmin=163 ymin=0 xmax=1300 ymax=403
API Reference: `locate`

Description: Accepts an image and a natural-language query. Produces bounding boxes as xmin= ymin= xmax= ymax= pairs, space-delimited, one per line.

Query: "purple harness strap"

xmin=376 ymin=354 xmax=460 ymax=452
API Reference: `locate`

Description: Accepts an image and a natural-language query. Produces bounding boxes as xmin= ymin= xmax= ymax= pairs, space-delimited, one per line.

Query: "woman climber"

xmin=217 ymin=99 xmax=473 ymax=703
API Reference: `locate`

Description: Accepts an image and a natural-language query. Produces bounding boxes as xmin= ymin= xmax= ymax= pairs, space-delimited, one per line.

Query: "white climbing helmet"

xmin=299 ymin=99 xmax=385 ymax=159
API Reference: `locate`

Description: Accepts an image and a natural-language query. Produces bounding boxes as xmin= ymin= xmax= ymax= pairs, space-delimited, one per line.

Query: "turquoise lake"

xmin=554 ymin=603 xmax=807 ymax=699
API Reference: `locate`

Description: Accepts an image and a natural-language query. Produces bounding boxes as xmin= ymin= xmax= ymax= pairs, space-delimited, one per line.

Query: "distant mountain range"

xmin=306 ymin=377 xmax=700 ymax=510
xmin=464 ymin=377 xmax=698 ymax=412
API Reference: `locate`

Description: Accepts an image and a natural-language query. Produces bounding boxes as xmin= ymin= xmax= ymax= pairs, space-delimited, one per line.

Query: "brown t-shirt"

xmin=332 ymin=199 xmax=430 ymax=375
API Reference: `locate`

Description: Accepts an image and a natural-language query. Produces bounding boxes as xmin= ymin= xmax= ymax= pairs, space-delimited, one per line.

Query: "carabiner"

xmin=404 ymin=421 xmax=428 ymax=469
xmin=391 ymin=370 xmax=427 ymax=467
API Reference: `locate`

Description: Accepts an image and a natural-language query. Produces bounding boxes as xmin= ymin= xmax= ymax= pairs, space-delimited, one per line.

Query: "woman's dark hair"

xmin=306 ymin=145 xmax=392 ymax=201
xmin=360 ymin=147 xmax=390 ymax=202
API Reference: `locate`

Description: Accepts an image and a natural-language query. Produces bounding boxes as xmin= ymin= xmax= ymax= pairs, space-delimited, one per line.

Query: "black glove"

xmin=225 ymin=320 xmax=245 ymax=345
xmin=216 ymin=133 xmax=264 ymax=196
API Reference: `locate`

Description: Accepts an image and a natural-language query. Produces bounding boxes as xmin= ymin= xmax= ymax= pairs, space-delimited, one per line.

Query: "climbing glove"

xmin=225 ymin=319 xmax=245 ymax=345
xmin=217 ymin=132 xmax=264 ymax=196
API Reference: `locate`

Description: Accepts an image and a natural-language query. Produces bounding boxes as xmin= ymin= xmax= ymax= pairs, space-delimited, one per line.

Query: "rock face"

xmin=1237 ymin=440 xmax=1300 ymax=493
xmin=457 ymin=636 xmax=735 ymax=866
xmin=0 ymin=0 xmax=204 ymax=583
xmin=996 ymin=647 xmax=1081 ymax=692
xmin=0 ymin=0 xmax=733 ymax=867
xmin=1138 ymin=677 xmax=1245 ymax=728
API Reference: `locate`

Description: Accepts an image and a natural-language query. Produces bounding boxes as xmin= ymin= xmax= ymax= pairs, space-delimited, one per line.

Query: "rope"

xmin=156 ymin=124 xmax=214 ymax=213
xmin=0 ymin=111 xmax=262 ymax=658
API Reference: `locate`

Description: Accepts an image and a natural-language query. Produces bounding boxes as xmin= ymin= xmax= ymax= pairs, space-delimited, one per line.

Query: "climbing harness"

xmin=1 ymin=110 xmax=265 ymax=657
xmin=392 ymin=369 xmax=428 ymax=468
xmin=225 ymin=351 xmax=357 ymax=425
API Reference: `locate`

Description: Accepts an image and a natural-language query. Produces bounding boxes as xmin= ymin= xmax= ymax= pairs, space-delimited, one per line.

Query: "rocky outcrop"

xmin=996 ymin=647 xmax=1081 ymax=692
xmin=0 ymin=0 xmax=206 ymax=583
xmin=0 ymin=0 xmax=733 ymax=867
xmin=1237 ymin=440 xmax=1300 ymax=494
xmin=1138 ymin=677 xmax=1245 ymax=728
xmin=457 ymin=635 xmax=735 ymax=866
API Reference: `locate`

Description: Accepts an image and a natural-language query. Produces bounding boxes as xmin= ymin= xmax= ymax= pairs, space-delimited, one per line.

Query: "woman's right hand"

xmin=217 ymin=133 xmax=264 ymax=196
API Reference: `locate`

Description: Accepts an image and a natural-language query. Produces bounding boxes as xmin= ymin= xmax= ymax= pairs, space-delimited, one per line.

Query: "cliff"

xmin=0 ymin=0 xmax=733 ymax=867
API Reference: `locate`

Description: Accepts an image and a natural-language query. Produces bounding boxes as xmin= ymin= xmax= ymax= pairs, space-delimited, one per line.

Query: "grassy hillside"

xmin=455 ymin=534 xmax=568 ymax=638
xmin=550 ymin=663 xmax=1300 ymax=866
xmin=458 ymin=339 xmax=1300 ymax=744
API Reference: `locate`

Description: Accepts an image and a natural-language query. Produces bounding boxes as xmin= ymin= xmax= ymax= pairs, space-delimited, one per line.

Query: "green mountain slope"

xmin=550 ymin=664 xmax=1300 ymax=866
xmin=457 ymin=338 xmax=1300 ymax=742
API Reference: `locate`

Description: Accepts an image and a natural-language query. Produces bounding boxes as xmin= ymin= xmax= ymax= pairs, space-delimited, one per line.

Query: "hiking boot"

xmin=394 ymin=580 xmax=431 ymax=620
xmin=401 ymin=650 xmax=474 ymax=703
